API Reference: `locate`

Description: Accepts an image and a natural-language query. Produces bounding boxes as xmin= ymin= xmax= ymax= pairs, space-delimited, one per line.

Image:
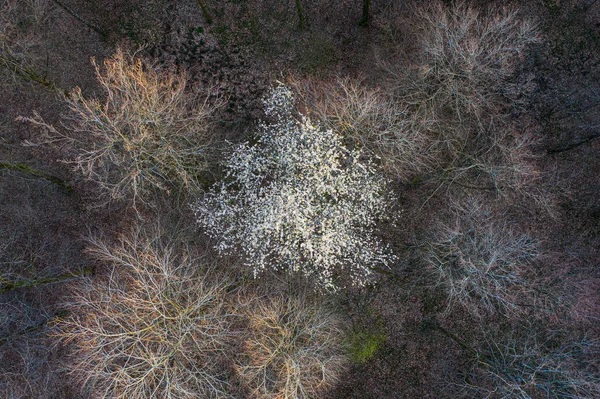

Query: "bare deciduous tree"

xmin=236 ymin=293 xmax=347 ymax=399
xmin=55 ymin=230 xmax=234 ymax=398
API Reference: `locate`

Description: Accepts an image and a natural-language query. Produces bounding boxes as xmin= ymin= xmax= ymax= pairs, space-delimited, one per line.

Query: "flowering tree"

xmin=194 ymin=84 xmax=394 ymax=290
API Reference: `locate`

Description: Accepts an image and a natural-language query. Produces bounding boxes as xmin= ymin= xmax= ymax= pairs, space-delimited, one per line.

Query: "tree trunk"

xmin=0 ymin=162 xmax=72 ymax=192
xmin=359 ymin=0 xmax=371 ymax=26
xmin=295 ymin=0 xmax=306 ymax=30
xmin=197 ymin=0 xmax=213 ymax=24
xmin=51 ymin=0 xmax=108 ymax=39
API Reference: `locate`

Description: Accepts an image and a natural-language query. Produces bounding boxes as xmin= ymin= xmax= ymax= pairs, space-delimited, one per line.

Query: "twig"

xmin=358 ymin=0 xmax=371 ymax=27
xmin=295 ymin=0 xmax=305 ymax=30
xmin=424 ymin=317 xmax=494 ymax=369
xmin=0 ymin=268 xmax=92 ymax=293
xmin=51 ymin=0 xmax=108 ymax=39
xmin=0 ymin=161 xmax=72 ymax=192
xmin=547 ymin=133 xmax=600 ymax=154
xmin=585 ymin=0 xmax=599 ymax=12
xmin=367 ymin=264 xmax=410 ymax=285
xmin=446 ymin=180 xmax=498 ymax=191
xmin=196 ymin=0 xmax=212 ymax=24
xmin=0 ymin=310 xmax=69 ymax=345
xmin=0 ymin=54 xmax=67 ymax=95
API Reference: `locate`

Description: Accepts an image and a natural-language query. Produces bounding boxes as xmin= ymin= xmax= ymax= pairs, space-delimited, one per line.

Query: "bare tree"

xmin=464 ymin=330 xmax=600 ymax=399
xmin=235 ymin=293 xmax=348 ymax=399
xmin=423 ymin=199 xmax=539 ymax=316
xmin=55 ymin=230 xmax=235 ymax=398
xmin=23 ymin=49 xmax=223 ymax=206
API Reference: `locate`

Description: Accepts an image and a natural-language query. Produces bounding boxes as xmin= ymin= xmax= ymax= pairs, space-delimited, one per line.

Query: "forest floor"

xmin=1 ymin=0 xmax=599 ymax=398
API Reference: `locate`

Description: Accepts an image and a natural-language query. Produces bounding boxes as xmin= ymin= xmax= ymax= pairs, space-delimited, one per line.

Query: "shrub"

xmin=235 ymin=293 xmax=347 ymax=399
xmin=55 ymin=231 xmax=233 ymax=398
xmin=347 ymin=330 xmax=387 ymax=364
xmin=60 ymin=49 xmax=221 ymax=204
xmin=193 ymin=83 xmax=395 ymax=291
xmin=424 ymin=199 xmax=539 ymax=316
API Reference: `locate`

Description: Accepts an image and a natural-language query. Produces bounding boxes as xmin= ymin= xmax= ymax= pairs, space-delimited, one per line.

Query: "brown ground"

xmin=1 ymin=0 xmax=599 ymax=398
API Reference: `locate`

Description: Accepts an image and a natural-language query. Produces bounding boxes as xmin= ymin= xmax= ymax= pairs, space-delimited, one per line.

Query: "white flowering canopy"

xmin=194 ymin=83 xmax=394 ymax=290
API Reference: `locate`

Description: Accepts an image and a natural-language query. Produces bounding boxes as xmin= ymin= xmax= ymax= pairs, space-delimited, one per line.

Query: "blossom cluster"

xmin=194 ymin=84 xmax=394 ymax=290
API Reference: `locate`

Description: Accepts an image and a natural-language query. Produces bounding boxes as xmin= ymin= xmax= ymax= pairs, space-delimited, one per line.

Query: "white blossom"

xmin=194 ymin=83 xmax=395 ymax=290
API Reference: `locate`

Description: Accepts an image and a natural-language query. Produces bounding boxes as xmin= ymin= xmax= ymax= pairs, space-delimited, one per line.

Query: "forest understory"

xmin=1 ymin=0 xmax=599 ymax=398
